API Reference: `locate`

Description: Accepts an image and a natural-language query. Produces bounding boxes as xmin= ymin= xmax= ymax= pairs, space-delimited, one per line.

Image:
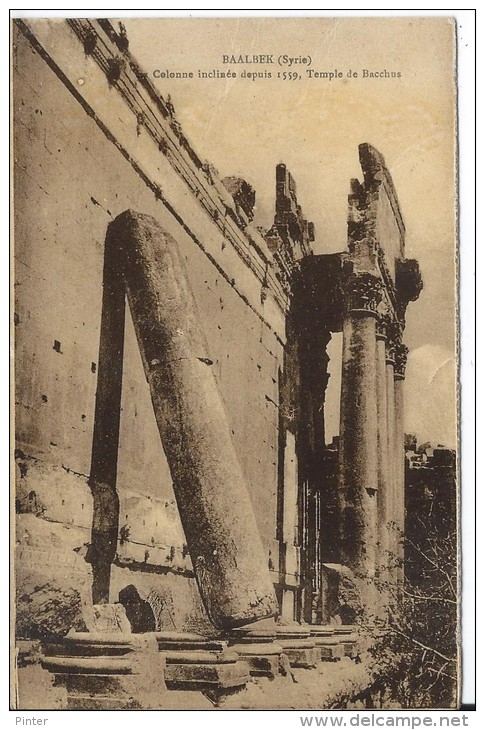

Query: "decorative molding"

xmin=264 ymin=163 xmax=315 ymax=294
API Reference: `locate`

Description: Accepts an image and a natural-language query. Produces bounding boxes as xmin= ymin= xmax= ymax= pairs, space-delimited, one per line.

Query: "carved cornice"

xmin=358 ymin=143 xmax=406 ymax=244
xmin=58 ymin=19 xmax=289 ymax=313
xmin=264 ymin=164 xmax=315 ymax=296
xmin=346 ymin=145 xmax=424 ymax=336
xmin=347 ymin=145 xmax=406 ymax=267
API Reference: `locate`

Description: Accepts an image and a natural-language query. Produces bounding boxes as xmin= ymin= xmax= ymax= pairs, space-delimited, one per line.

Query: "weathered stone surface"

xmin=221 ymin=176 xmax=256 ymax=222
xmin=84 ymin=603 xmax=131 ymax=634
xmin=12 ymin=14 xmax=427 ymax=710
xmin=229 ymin=645 xmax=282 ymax=678
xmin=321 ymin=564 xmax=363 ymax=625
xmin=376 ymin=327 xmax=390 ymax=579
xmin=14 ymin=17 xmax=284 ymax=656
xmin=16 ymin=583 xmax=87 ymax=641
xmin=107 ymin=210 xmax=278 ymax=629
xmin=317 ymin=640 xmax=345 ymax=661
xmin=393 ymin=376 xmax=405 ymax=586
xmin=342 ymin=142 xmax=422 ymax=612
xmin=386 ymin=350 xmax=399 ymax=570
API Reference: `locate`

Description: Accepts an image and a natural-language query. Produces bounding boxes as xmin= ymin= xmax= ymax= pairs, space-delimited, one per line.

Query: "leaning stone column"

xmin=375 ymin=317 xmax=389 ymax=579
xmin=394 ymin=342 xmax=408 ymax=587
xmin=107 ymin=210 xmax=277 ymax=629
xmin=338 ymin=272 xmax=382 ymax=584
xmin=88 ymin=233 xmax=125 ymax=604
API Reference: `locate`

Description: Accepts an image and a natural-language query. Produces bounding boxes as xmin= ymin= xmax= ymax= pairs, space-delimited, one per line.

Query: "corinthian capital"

xmin=385 ymin=319 xmax=401 ymax=363
xmin=376 ymin=308 xmax=393 ymax=340
xmin=394 ymin=342 xmax=409 ymax=380
xmin=344 ymin=272 xmax=383 ymax=315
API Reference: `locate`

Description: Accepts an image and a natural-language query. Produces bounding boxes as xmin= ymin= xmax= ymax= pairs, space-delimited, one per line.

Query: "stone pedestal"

xmin=226 ymin=625 xmax=286 ymax=679
xmin=274 ymin=624 xmax=320 ymax=668
xmin=309 ymin=626 xmax=345 ymax=661
xmin=332 ymin=625 xmax=359 ymax=658
xmin=42 ymin=631 xmax=164 ymax=710
xmin=155 ymin=631 xmax=249 ymax=695
xmin=108 ymin=211 xmax=277 ymax=629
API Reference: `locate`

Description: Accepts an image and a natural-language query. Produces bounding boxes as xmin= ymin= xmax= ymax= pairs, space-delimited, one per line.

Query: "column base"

xmin=309 ymin=626 xmax=345 ymax=661
xmin=275 ymin=624 xmax=320 ymax=668
xmin=226 ymin=625 xmax=286 ymax=678
xmin=155 ymin=631 xmax=250 ymax=696
xmin=332 ymin=625 xmax=359 ymax=658
xmin=41 ymin=631 xmax=164 ymax=710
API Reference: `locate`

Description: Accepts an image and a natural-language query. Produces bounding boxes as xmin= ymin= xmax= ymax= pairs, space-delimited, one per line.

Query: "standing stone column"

xmin=385 ymin=334 xmax=397 ymax=574
xmin=394 ymin=342 xmax=408 ymax=586
xmin=375 ymin=317 xmax=389 ymax=580
xmin=107 ymin=210 xmax=278 ymax=630
xmin=339 ymin=272 xmax=382 ymax=583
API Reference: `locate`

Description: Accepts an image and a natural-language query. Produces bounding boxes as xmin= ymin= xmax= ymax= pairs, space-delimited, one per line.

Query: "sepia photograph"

xmin=11 ymin=13 xmax=464 ymax=712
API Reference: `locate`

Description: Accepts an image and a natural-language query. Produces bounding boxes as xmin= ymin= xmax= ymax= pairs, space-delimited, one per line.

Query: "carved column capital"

xmin=376 ymin=315 xmax=388 ymax=341
xmin=376 ymin=309 xmax=393 ymax=341
xmin=385 ymin=319 xmax=401 ymax=364
xmin=344 ymin=272 xmax=383 ymax=316
xmin=394 ymin=342 xmax=409 ymax=380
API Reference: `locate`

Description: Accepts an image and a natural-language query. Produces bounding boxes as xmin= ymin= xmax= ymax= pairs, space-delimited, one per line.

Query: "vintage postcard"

xmin=12 ymin=15 xmax=460 ymax=711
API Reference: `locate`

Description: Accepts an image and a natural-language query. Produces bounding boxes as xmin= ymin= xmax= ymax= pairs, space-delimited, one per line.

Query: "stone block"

xmin=155 ymin=630 xmax=250 ymax=693
xmin=321 ymin=563 xmax=363 ymax=624
xmin=274 ymin=623 xmax=319 ymax=669
xmin=84 ymin=603 xmax=132 ymax=633
xmin=166 ymin=658 xmax=249 ymax=690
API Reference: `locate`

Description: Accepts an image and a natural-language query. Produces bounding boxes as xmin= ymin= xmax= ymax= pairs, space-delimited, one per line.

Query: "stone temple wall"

xmin=13 ymin=19 xmax=290 ymax=636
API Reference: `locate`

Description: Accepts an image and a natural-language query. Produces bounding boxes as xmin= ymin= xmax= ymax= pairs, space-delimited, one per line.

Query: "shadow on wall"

xmin=118 ymin=584 xmax=155 ymax=633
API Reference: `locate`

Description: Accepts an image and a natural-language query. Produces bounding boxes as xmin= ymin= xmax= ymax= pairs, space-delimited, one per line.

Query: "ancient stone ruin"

xmin=13 ymin=18 xmax=422 ymax=709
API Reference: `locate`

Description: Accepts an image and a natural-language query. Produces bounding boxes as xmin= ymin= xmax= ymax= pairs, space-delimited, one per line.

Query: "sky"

xmin=123 ymin=16 xmax=457 ymax=448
